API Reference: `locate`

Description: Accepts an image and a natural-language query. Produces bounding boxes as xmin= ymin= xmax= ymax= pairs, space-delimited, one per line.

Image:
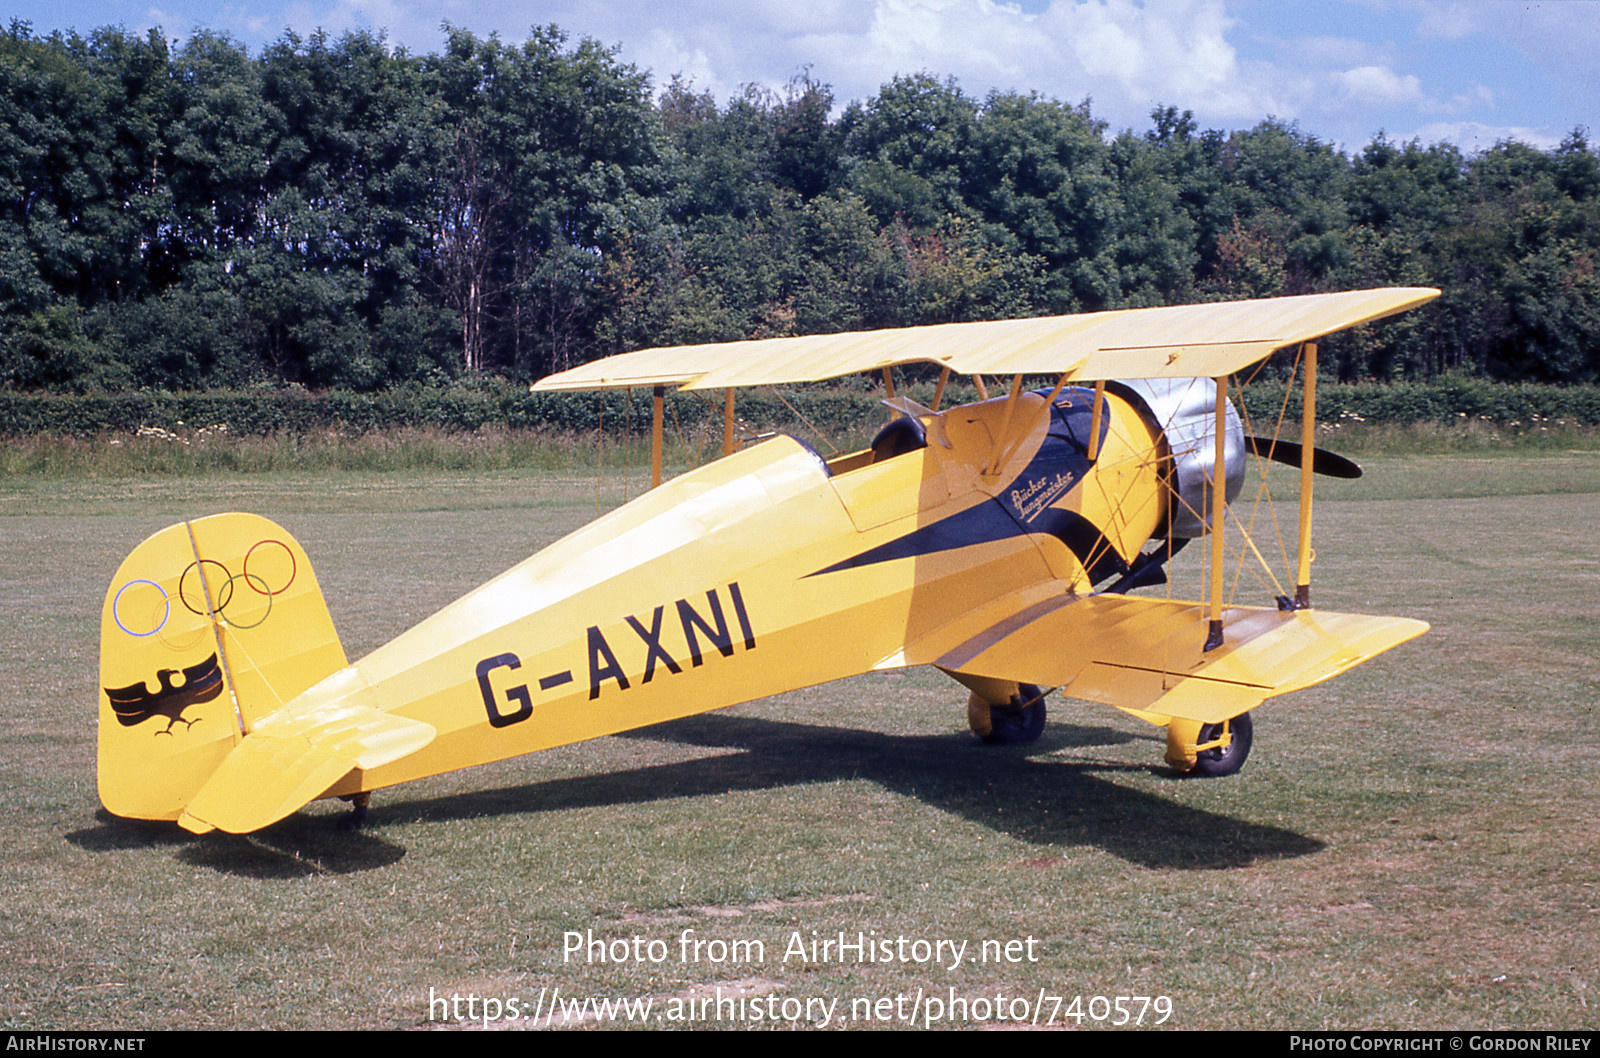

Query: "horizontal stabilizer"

xmin=177 ymin=705 xmax=435 ymax=834
xmin=938 ymin=594 xmax=1428 ymax=725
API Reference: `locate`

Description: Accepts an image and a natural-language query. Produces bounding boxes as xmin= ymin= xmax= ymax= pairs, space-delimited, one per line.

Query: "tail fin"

xmin=97 ymin=514 xmax=349 ymax=823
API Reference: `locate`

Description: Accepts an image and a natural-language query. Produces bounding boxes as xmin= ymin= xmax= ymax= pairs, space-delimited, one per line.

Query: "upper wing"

xmin=932 ymin=592 xmax=1429 ymax=725
xmin=532 ymin=288 xmax=1439 ymax=392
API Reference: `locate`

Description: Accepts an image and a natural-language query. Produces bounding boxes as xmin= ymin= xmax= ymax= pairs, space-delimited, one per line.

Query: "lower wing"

xmin=932 ymin=593 xmax=1428 ymax=724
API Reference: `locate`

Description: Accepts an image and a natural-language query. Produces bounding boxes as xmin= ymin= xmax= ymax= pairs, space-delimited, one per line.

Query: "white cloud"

xmin=639 ymin=30 xmax=721 ymax=96
xmin=1424 ymin=82 xmax=1494 ymax=117
xmin=23 ymin=0 xmax=1597 ymax=152
xmin=1332 ymin=65 xmax=1423 ymax=106
xmin=1407 ymin=0 xmax=1483 ymax=42
xmin=1407 ymin=120 xmax=1564 ymax=153
xmin=1276 ymin=32 xmax=1381 ymax=67
xmin=602 ymin=0 xmax=1285 ymax=130
xmin=753 ymin=0 xmax=1286 ymax=127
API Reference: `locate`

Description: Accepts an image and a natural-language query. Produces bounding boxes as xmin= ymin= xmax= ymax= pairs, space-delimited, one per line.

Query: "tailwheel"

xmin=337 ymin=791 xmax=371 ymax=830
xmin=1189 ymin=712 xmax=1253 ymax=777
xmin=968 ymin=684 xmax=1047 ymax=744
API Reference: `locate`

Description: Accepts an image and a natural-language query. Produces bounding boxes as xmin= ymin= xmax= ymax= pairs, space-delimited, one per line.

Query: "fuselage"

xmin=311 ymin=386 xmax=1170 ymax=797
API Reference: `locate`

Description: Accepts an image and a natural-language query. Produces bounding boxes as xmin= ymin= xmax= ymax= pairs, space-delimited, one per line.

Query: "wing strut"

xmin=1205 ymin=374 xmax=1228 ymax=651
xmin=183 ymin=519 xmax=248 ymax=738
xmin=983 ymin=371 xmax=1072 ymax=477
xmin=651 ymin=385 xmax=665 ymax=488
xmin=931 ymin=367 xmax=951 ymax=411
xmin=1294 ymin=342 xmax=1317 ymax=609
xmin=1088 ymin=380 xmax=1106 ymax=462
xmin=982 ymin=374 xmax=1027 ymax=476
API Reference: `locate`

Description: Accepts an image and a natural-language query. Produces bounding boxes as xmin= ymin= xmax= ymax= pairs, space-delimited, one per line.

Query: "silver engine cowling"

xmin=1109 ymin=378 xmax=1244 ymax=538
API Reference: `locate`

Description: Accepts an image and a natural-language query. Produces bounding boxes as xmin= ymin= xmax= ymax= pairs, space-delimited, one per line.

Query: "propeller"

xmin=1103 ymin=538 xmax=1189 ymax=595
xmin=1244 ymin=436 xmax=1363 ymax=479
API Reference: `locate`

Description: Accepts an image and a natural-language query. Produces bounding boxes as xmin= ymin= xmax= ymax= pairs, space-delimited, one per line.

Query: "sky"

xmin=8 ymin=0 xmax=1598 ymax=154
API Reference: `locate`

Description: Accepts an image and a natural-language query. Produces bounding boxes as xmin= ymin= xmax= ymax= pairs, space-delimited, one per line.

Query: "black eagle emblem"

xmin=104 ymin=653 xmax=225 ymax=733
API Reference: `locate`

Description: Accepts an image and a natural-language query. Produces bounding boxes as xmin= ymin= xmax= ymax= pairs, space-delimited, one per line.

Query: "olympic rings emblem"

xmin=115 ymin=539 xmax=298 ymax=638
xmin=215 ymin=571 xmax=273 ymax=629
xmin=245 ymin=539 xmax=297 ymax=596
xmin=112 ymin=579 xmax=170 ymax=638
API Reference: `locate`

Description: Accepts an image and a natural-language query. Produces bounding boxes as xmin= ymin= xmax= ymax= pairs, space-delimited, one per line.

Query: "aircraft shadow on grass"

xmin=378 ymin=712 xmax=1323 ymax=871
xmin=71 ymin=712 xmax=1319 ymax=874
xmin=69 ymin=812 xmax=407 ymax=879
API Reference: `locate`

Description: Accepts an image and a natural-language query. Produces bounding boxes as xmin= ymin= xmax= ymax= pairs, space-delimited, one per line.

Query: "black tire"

xmin=1190 ymin=711 xmax=1253 ymax=777
xmin=982 ymin=684 xmax=1047 ymax=744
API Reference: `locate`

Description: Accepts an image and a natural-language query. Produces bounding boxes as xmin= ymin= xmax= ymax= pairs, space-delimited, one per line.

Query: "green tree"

xmin=428 ymin=26 xmax=658 ymax=377
xmin=1448 ymin=136 xmax=1600 ymax=381
xmin=1210 ymin=119 xmax=1351 ymax=294
xmin=963 ymin=92 xmax=1122 ymax=311
xmin=842 ymin=74 xmax=977 ymax=231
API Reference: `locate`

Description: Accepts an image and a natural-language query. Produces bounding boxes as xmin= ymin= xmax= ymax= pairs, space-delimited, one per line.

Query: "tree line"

xmin=3 ymin=21 xmax=1598 ymax=393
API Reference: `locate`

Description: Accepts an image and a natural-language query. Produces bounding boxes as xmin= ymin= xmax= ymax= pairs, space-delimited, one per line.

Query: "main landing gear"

xmin=1166 ymin=712 xmax=1253 ymax=777
xmin=967 ymin=683 xmax=1047 ymax=744
xmin=955 ymin=671 xmax=1253 ymax=778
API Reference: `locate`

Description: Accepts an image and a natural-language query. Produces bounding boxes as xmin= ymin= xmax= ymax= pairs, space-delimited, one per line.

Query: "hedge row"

xmin=0 ymin=384 xmax=902 ymax=438
xmin=1234 ymin=379 xmax=1600 ymax=427
xmin=3 ymin=378 xmax=1598 ymax=439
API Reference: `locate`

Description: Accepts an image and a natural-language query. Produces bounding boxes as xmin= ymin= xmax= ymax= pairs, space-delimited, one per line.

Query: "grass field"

xmin=2 ymin=443 xmax=1597 ymax=1030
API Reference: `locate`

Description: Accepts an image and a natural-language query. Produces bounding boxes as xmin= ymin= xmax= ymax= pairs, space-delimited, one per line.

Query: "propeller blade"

xmin=1245 ymin=436 xmax=1363 ymax=479
xmin=1104 ymin=538 xmax=1189 ymax=595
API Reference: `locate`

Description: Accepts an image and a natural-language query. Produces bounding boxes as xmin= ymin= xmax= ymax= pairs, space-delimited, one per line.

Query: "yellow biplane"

xmin=96 ymin=288 xmax=1437 ymax=834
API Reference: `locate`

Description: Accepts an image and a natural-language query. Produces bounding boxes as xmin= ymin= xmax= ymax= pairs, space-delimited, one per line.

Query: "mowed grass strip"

xmin=1 ymin=447 xmax=1596 ymax=1030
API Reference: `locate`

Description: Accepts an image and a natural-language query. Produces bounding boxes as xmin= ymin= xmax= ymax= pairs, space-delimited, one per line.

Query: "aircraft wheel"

xmin=1190 ymin=712 xmax=1253 ymax=777
xmin=337 ymin=792 xmax=370 ymax=830
xmin=974 ymin=684 xmax=1047 ymax=744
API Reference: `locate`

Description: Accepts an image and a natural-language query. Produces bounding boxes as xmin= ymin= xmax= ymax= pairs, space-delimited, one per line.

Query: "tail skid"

xmin=97 ymin=513 xmax=434 ymax=833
